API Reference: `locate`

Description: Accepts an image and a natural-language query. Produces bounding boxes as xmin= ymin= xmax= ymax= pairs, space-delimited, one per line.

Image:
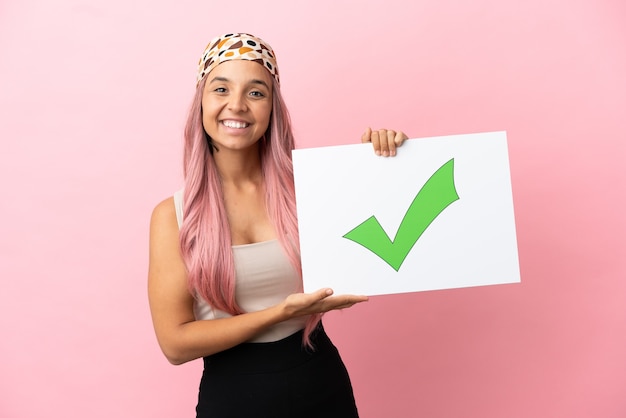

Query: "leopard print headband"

xmin=196 ymin=33 xmax=279 ymax=85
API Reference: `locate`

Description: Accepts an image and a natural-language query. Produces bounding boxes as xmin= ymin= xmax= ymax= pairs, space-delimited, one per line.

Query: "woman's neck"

xmin=213 ymin=146 xmax=263 ymax=186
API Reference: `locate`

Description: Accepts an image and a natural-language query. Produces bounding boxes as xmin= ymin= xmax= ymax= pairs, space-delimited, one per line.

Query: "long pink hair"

xmin=179 ymin=75 xmax=321 ymax=347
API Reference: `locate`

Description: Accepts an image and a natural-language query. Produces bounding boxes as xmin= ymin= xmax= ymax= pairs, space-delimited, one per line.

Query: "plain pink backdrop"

xmin=1 ymin=0 xmax=624 ymax=417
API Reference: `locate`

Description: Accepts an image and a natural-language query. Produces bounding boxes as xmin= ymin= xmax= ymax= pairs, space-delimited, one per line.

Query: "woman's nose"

xmin=228 ymin=93 xmax=247 ymax=112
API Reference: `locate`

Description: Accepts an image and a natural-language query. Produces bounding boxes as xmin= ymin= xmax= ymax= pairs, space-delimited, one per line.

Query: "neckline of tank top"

xmin=232 ymin=238 xmax=279 ymax=249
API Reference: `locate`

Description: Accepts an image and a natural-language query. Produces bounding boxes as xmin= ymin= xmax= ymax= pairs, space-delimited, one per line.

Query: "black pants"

xmin=196 ymin=324 xmax=359 ymax=418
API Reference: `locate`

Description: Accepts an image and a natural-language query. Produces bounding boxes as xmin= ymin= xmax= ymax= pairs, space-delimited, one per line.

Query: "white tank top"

xmin=173 ymin=190 xmax=307 ymax=342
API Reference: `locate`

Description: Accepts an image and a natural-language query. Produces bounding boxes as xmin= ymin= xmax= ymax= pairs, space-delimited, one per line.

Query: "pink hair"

xmin=179 ymin=75 xmax=321 ymax=347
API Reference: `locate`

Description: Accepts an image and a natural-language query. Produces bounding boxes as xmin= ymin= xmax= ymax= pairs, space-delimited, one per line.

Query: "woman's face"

xmin=201 ymin=60 xmax=273 ymax=153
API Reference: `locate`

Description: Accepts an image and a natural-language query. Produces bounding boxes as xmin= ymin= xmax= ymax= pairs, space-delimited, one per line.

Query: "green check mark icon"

xmin=343 ymin=158 xmax=459 ymax=271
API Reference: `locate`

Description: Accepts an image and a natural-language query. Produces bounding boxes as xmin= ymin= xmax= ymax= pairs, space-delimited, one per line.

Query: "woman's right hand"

xmin=281 ymin=288 xmax=369 ymax=318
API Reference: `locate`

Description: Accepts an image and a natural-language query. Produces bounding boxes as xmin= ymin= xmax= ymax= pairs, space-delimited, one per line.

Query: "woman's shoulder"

xmin=150 ymin=196 xmax=177 ymax=229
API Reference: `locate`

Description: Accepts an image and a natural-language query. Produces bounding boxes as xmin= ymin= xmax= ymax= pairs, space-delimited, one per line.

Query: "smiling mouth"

xmin=221 ymin=120 xmax=250 ymax=129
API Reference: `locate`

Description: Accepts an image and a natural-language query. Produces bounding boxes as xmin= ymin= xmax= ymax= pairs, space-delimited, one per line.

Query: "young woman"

xmin=148 ymin=33 xmax=407 ymax=417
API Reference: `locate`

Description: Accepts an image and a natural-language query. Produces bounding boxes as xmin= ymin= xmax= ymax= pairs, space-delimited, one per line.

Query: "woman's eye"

xmin=250 ymin=91 xmax=264 ymax=98
xmin=214 ymin=87 xmax=227 ymax=93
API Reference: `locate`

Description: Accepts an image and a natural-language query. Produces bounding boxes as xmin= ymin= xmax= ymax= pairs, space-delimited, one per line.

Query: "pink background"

xmin=1 ymin=0 xmax=624 ymax=417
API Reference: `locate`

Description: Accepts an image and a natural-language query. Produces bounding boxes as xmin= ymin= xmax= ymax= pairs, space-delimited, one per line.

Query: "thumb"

xmin=313 ymin=288 xmax=334 ymax=300
xmin=361 ymin=127 xmax=372 ymax=143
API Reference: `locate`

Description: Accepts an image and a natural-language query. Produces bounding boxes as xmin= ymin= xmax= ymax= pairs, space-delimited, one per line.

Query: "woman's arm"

xmin=147 ymin=198 xmax=367 ymax=365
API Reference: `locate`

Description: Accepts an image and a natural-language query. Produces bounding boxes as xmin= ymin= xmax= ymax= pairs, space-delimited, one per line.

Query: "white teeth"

xmin=222 ymin=120 xmax=249 ymax=129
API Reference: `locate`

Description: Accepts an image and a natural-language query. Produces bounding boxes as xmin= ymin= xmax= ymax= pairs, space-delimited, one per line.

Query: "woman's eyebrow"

xmin=250 ymin=79 xmax=270 ymax=89
xmin=208 ymin=76 xmax=229 ymax=84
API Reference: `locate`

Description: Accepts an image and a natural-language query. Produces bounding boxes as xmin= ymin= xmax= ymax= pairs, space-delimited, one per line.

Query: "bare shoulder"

xmin=151 ymin=196 xmax=177 ymax=228
xmin=148 ymin=196 xmax=189 ymax=299
xmin=149 ymin=196 xmax=183 ymax=269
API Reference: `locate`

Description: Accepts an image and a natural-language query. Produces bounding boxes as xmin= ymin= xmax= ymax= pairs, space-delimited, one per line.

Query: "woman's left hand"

xmin=361 ymin=127 xmax=408 ymax=157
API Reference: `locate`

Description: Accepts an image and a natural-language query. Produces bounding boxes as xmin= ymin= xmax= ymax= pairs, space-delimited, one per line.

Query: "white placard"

xmin=292 ymin=131 xmax=520 ymax=296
